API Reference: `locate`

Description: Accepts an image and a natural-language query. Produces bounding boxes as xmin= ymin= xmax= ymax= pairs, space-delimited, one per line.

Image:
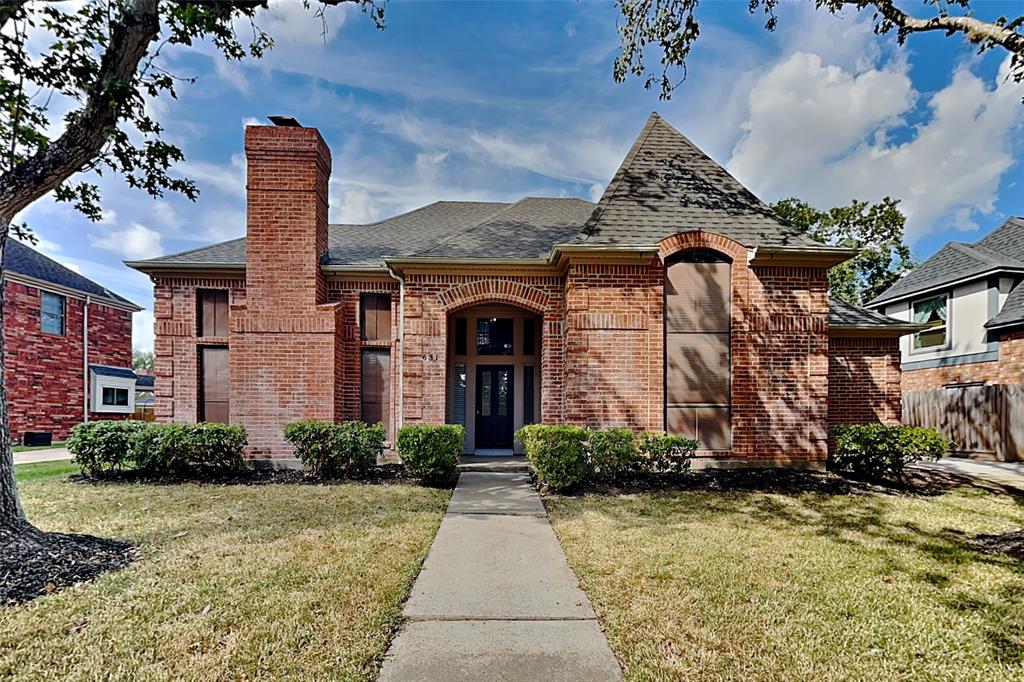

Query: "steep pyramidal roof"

xmin=580 ymin=113 xmax=823 ymax=249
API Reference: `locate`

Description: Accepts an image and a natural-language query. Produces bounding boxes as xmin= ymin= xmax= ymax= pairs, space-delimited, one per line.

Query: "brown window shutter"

xmin=200 ymin=347 xmax=229 ymax=423
xmin=361 ymin=293 xmax=392 ymax=341
xmin=361 ymin=349 xmax=390 ymax=429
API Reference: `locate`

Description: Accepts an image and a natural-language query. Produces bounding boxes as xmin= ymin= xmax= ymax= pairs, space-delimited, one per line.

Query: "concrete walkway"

xmin=911 ymin=457 xmax=1024 ymax=493
xmin=380 ymin=472 xmax=622 ymax=681
xmin=12 ymin=447 xmax=72 ymax=465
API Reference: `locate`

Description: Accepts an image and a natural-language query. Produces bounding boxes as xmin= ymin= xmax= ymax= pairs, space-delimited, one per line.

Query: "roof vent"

xmin=267 ymin=115 xmax=301 ymax=127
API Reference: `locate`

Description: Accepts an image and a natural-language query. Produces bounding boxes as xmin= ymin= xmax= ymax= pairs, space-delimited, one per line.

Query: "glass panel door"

xmin=475 ymin=365 xmax=514 ymax=448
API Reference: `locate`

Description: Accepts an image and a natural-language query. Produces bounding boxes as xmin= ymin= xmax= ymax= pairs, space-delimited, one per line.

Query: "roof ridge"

xmin=7 ymin=240 xmax=137 ymax=307
xmin=951 ymin=241 xmax=1024 ymax=268
xmin=580 ymin=112 xmax=662 ymax=240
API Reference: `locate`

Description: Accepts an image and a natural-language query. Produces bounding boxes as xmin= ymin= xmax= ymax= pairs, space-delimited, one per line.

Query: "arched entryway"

xmin=447 ymin=303 xmax=541 ymax=454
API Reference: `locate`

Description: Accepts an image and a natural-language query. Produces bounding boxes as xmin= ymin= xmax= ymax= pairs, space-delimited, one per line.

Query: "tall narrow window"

xmin=40 ymin=292 xmax=65 ymax=336
xmin=452 ymin=363 xmax=467 ymax=425
xmin=361 ymin=293 xmax=392 ymax=341
xmin=523 ymin=365 xmax=536 ymax=425
xmin=523 ymin=318 xmax=536 ymax=355
xmin=200 ymin=347 xmax=229 ymax=423
xmin=454 ymin=318 xmax=468 ymax=356
xmin=361 ymin=349 xmax=391 ymax=428
xmin=198 ymin=290 xmax=229 ymax=337
xmin=665 ymin=249 xmax=731 ymax=450
xmin=476 ymin=317 xmax=514 ymax=355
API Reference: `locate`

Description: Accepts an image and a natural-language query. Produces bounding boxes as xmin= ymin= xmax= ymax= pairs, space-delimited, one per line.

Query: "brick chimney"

xmin=243 ymin=122 xmax=331 ymax=311
xmin=231 ymin=121 xmax=341 ymax=460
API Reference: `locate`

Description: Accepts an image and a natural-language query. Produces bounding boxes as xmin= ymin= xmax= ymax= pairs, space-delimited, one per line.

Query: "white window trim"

xmin=90 ymin=372 xmax=137 ymax=414
xmin=911 ymin=293 xmax=951 ymax=354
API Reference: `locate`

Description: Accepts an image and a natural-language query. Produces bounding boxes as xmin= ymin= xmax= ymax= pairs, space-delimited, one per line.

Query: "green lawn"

xmin=1 ymin=462 xmax=449 ymax=681
xmin=548 ymin=487 xmax=1024 ymax=681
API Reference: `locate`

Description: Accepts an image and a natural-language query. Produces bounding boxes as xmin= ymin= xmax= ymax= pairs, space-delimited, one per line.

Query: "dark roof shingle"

xmin=580 ymin=113 xmax=824 ymax=250
xmin=4 ymin=239 xmax=139 ymax=308
xmin=829 ymin=297 xmax=922 ymax=333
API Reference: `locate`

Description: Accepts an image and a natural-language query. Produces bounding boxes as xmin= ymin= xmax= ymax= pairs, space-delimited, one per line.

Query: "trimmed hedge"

xmin=283 ymin=420 xmax=385 ymax=478
xmin=67 ymin=420 xmax=246 ymax=478
xmin=830 ymin=424 xmax=949 ymax=478
xmin=396 ymin=424 xmax=464 ymax=487
xmin=517 ymin=424 xmax=590 ymax=491
xmin=66 ymin=420 xmax=148 ymax=476
xmin=517 ymin=425 xmax=699 ymax=491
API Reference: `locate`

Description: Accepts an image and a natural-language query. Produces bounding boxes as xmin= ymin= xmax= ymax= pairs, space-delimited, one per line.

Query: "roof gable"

xmin=580 ymin=113 xmax=822 ymax=249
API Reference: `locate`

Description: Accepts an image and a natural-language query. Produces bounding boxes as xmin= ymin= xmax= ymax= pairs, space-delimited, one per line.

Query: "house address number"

xmin=421 ymin=353 xmax=439 ymax=361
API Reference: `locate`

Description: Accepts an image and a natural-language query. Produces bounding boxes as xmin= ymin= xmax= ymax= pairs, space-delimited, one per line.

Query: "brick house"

xmin=3 ymin=239 xmax=142 ymax=443
xmin=127 ymin=113 xmax=920 ymax=468
xmin=869 ymin=217 xmax=1024 ymax=391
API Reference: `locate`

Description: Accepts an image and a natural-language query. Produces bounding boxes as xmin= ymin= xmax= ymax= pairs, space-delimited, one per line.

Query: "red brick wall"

xmin=828 ymin=336 xmax=902 ymax=427
xmin=563 ymin=261 xmax=663 ymax=430
xmin=3 ymin=280 xmax=132 ymax=442
xmin=152 ymin=276 xmax=247 ymax=423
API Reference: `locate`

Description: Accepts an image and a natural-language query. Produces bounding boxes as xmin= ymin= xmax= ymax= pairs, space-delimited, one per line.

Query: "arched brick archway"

xmin=438 ymin=279 xmax=552 ymax=317
xmin=658 ymin=230 xmax=748 ymax=263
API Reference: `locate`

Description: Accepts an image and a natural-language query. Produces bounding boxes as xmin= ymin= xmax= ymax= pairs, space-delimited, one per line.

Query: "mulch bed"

xmin=542 ymin=466 xmax=985 ymax=498
xmin=68 ymin=464 xmax=418 ymax=487
xmin=1 ymin=523 xmax=136 ymax=606
xmin=974 ymin=529 xmax=1024 ymax=560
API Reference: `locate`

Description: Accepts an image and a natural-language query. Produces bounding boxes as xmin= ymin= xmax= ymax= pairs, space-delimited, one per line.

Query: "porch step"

xmin=457 ymin=459 xmax=532 ymax=473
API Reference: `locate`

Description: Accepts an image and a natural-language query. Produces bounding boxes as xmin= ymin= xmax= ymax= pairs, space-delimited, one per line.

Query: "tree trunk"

xmin=0 ymin=219 xmax=27 ymax=528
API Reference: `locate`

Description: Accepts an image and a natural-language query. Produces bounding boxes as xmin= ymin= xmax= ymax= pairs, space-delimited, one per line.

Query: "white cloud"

xmin=132 ymin=309 xmax=155 ymax=353
xmin=335 ymin=187 xmax=383 ymax=224
xmin=91 ymin=223 xmax=164 ymax=260
xmin=727 ymin=51 xmax=1023 ymax=238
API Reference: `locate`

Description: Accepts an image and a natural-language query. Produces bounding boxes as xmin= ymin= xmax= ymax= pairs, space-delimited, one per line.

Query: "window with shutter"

xmin=361 ymin=349 xmax=391 ymax=429
xmin=200 ymin=347 xmax=230 ymax=423
xmin=665 ymin=250 xmax=732 ymax=450
xmin=198 ymin=290 xmax=229 ymax=337
xmin=360 ymin=293 xmax=392 ymax=341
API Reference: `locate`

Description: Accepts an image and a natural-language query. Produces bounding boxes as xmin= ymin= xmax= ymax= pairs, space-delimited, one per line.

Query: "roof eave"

xmin=867 ymin=267 xmax=1024 ymax=309
xmin=749 ymin=246 xmax=857 ymax=268
xmin=124 ymin=260 xmax=246 ymax=274
xmin=4 ymin=271 xmax=143 ymax=312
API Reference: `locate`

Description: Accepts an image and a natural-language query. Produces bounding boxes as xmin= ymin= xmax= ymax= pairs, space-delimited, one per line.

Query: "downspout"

xmin=386 ymin=263 xmax=405 ymax=435
xmin=83 ymin=295 xmax=90 ymax=423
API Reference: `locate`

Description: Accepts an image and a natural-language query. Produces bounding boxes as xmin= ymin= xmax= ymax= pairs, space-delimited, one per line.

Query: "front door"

xmin=475 ymin=365 xmax=514 ymax=449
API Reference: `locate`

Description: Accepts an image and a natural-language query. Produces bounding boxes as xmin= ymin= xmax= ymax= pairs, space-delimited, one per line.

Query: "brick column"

xmin=231 ymin=124 xmax=341 ymax=460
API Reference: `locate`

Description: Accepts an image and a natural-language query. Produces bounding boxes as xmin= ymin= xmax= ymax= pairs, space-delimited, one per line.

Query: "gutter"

xmin=386 ymin=263 xmax=405 ymax=436
xmin=83 ymin=296 xmax=90 ymax=422
xmin=867 ymin=268 xmax=1024 ymax=310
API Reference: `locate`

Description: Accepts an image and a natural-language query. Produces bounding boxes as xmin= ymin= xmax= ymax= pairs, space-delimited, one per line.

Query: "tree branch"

xmin=849 ymin=0 xmax=1024 ymax=54
xmin=0 ymin=0 xmax=159 ymax=223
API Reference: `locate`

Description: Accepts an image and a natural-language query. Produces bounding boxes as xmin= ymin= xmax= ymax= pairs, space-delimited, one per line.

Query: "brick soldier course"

xmin=128 ymin=112 xmax=922 ymax=467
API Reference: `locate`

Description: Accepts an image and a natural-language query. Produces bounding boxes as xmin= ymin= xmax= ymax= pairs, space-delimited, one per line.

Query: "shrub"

xmin=283 ymin=420 xmax=386 ymax=478
xmin=588 ymin=428 xmax=640 ymax=481
xmin=67 ymin=420 xmax=148 ymax=476
xmin=517 ymin=424 xmax=590 ymax=492
xmin=830 ymin=424 xmax=949 ymax=478
xmin=636 ymin=432 xmax=699 ymax=474
xmin=131 ymin=422 xmax=246 ymax=476
xmin=396 ymin=424 xmax=464 ymax=486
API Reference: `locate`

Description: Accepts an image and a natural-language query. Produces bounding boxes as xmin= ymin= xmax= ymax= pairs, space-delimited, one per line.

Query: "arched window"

xmin=665 ymin=249 xmax=731 ymax=449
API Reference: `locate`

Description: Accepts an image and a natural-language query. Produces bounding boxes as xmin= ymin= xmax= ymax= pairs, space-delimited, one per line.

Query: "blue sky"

xmin=17 ymin=0 xmax=1024 ymax=351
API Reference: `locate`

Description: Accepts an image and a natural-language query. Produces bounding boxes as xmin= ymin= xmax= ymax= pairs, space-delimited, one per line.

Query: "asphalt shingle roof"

xmin=870 ymin=219 xmax=1024 ymax=308
xmin=985 ymin=281 xmax=1024 ymax=330
xmin=4 ymin=239 xmax=139 ymax=308
xmin=580 ymin=113 xmax=824 ymax=250
xmin=828 ymin=297 xmax=921 ymax=332
xmin=89 ymin=365 xmax=137 ymax=380
xmin=129 ymin=113 xmax=838 ymax=273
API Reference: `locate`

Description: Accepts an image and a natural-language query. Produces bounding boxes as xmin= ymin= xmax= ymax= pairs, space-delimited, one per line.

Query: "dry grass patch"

xmin=1 ymin=461 xmax=449 ymax=681
xmin=547 ymin=487 xmax=1024 ymax=681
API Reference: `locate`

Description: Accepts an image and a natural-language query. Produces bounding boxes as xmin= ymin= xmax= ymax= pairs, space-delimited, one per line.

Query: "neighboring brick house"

xmin=868 ymin=217 xmax=1024 ymax=391
xmin=127 ymin=113 xmax=919 ymax=468
xmin=3 ymin=239 xmax=142 ymax=443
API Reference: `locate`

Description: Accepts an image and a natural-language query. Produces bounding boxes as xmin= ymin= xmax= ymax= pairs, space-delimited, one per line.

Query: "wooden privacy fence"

xmin=903 ymin=383 xmax=1024 ymax=462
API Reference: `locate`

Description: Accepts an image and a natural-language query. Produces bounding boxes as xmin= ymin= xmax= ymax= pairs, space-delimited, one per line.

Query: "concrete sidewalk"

xmin=13 ymin=447 xmax=72 ymax=465
xmin=911 ymin=457 xmax=1024 ymax=493
xmin=380 ymin=472 xmax=622 ymax=681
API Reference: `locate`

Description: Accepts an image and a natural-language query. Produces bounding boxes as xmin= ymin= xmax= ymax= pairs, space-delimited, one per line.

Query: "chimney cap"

xmin=267 ymin=115 xmax=302 ymax=127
